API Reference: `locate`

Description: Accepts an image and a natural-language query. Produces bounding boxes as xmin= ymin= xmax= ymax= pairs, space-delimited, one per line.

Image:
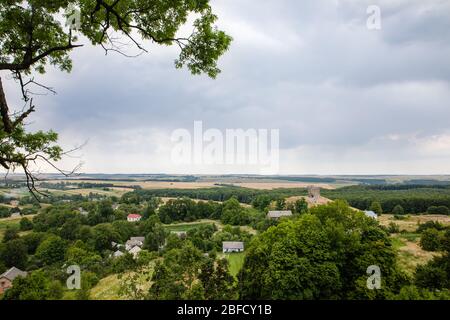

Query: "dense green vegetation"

xmin=323 ymin=185 xmax=450 ymax=214
xmin=122 ymin=186 xmax=307 ymax=205
xmin=1 ymin=183 xmax=450 ymax=300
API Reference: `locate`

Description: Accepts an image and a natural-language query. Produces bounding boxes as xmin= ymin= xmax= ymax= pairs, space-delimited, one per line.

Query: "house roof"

xmin=113 ymin=250 xmax=124 ymax=257
xmin=364 ymin=210 xmax=378 ymax=219
xmin=127 ymin=214 xmax=142 ymax=219
xmin=0 ymin=267 xmax=27 ymax=281
xmin=130 ymin=236 xmax=145 ymax=242
xmin=223 ymin=241 xmax=244 ymax=250
xmin=129 ymin=246 xmax=142 ymax=254
xmin=267 ymin=210 xmax=292 ymax=218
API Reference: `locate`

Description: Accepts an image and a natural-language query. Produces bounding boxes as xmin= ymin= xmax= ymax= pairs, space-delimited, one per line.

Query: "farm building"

xmin=9 ymin=200 xmax=19 ymax=207
xmin=267 ymin=210 xmax=292 ymax=219
xmin=125 ymin=236 xmax=145 ymax=251
xmin=127 ymin=214 xmax=142 ymax=222
xmin=0 ymin=267 xmax=27 ymax=294
xmin=112 ymin=250 xmax=124 ymax=258
xmin=10 ymin=212 xmax=21 ymax=218
xmin=364 ymin=210 xmax=378 ymax=219
xmin=222 ymin=241 xmax=244 ymax=253
xmin=129 ymin=246 xmax=142 ymax=258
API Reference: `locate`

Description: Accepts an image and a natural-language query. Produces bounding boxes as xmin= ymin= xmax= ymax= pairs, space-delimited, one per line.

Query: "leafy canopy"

xmin=0 ymin=0 xmax=231 ymax=196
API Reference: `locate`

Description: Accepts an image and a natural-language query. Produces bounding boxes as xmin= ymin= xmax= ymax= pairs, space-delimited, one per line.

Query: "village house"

xmin=10 ymin=211 xmax=22 ymax=218
xmin=222 ymin=241 xmax=244 ymax=253
xmin=125 ymin=236 xmax=145 ymax=251
xmin=0 ymin=267 xmax=27 ymax=294
xmin=364 ymin=210 xmax=378 ymax=219
xmin=127 ymin=214 xmax=142 ymax=222
xmin=112 ymin=204 xmax=120 ymax=210
xmin=78 ymin=207 xmax=88 ymax=216
xmin=129 ymin=246 xmax=142 ymax=258
xmin=112 ymin=250 xmax=124 ymax=258
xmin=9 ymin=200 xmax=19 ymax=207
xmin=267 ymin=210 xmax=292 ymax=219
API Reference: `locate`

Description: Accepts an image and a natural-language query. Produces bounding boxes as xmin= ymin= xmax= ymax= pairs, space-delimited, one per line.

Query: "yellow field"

xmin=225 ymin=182 xmax=337 ymax=190
xmin=285 ymin=195 xmax=332 ymax=207
xmin=55 ymin=179 xmax=337 ymax=190
xmin=379 ymin=214 xmax=450 ymax=232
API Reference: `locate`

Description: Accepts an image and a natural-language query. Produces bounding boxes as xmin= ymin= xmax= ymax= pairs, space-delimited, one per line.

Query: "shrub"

xmin=420 ymin=228 xmax=442 ymax=251
xmin=427 ymin=206 xmax=449 ymax=215
xmin=19 ymin=217 xmax=34 ymax=231
xmin=392 ymin=205 xmax=405 ymax=215
xmin=369 ymin=201 xmax=383 ymax=215
xmin=416 ymin=221 xmax=445 ymax=233
xmin=387 ymin=222 xmax=400 ymax=234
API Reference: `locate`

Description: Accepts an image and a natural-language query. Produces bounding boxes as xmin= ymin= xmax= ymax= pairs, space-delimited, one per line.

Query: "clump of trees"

xmin=148 ymin=241 xmax=236 ymax=300
xmin=323 ymin=185 xmax=450 ymax=214
xmin=392 ymin=205 xmax=405 ymax=215
xmin=238 ymin=200 xmax=408 ymax=299
xmin=427 ymin=206 xmax=449 ymax=215
xmin=369 ymin=201 xmax=383 ymax=215
xmin=414 ymin=229 xmax=450 ymax=294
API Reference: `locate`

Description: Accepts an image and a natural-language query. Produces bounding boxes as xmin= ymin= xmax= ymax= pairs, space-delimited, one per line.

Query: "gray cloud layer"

xmin=3 ymin=0 xmax=450 ymax=174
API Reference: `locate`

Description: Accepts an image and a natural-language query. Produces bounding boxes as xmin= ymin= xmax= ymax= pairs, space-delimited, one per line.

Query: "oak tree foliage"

xmin=0 ymin=0 xmax=231 ymax=197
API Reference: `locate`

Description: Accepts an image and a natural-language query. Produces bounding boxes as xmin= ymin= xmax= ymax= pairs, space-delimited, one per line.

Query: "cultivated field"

xmin=379 ymin=214 xmax=450 ymax=232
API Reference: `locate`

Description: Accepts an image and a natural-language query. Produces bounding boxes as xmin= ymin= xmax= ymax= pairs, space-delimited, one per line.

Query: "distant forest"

xmin=322 ymin=185 xmax=450 ymax=214
xmin=122 ymin=186 xmax=308 ymax=204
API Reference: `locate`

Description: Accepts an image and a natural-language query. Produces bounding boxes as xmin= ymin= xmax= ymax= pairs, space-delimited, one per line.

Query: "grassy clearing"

xmin=90 ymin=274 xmax=124 ymax=300
xmin=0 ymin=214 xmax=36 ymax=240
xmin=379 ymin=214 xmax=450 ymax=232
xmin=390 ymin=233 xmax=439 ymax=276
xmin=163 ymin=221 xmax=216 ymax=233
xmin=0 ymin=217 xmax=21 ymax=241
xmin=399 ymin=232 xmax=421 ymax=242
xmin=224 ymin=252 xmax=246 ymax=278
xmin=90 ymin=263 xmax=155 ymax=300
xmin=390 ymin=236 xmax=406 ymax=250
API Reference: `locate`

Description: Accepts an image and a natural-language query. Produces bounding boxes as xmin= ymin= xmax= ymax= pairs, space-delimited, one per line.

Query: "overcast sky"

xmin=3 ymin=0 xmax=450 ymax=175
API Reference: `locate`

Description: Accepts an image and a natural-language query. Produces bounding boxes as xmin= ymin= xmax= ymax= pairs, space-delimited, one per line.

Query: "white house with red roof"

xmin=127 ymin=214 xmax=142 ymax=222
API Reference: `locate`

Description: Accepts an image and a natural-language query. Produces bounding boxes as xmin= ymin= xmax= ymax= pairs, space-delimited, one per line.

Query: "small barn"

xmin=222 ymin=241 xmax=244 ymax=253
xmin=267 ymin=210 xmax=292 ymax=219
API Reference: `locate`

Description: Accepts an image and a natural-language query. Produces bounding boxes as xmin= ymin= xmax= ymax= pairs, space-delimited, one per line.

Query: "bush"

xmin=427 ymin=206 xmax=449 ymax=215
xmin=416 ymin=221 xmax=445 ymax=233
xmin=369 ymin=201 xmax=383 ymax=215
xmin=387 ymin=222 xmax=400 ymax=234
xmin=19 ymin=217 xmax=33 ymax=231
xmin=392 ymin=205 xmax=405 ymax=215
xmin=420 ymin=228 xmax=442 ymax=251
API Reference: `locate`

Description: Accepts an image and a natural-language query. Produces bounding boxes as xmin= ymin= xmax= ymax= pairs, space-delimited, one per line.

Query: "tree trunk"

xmin=0 ymin=76 xmax=13 ymax=133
